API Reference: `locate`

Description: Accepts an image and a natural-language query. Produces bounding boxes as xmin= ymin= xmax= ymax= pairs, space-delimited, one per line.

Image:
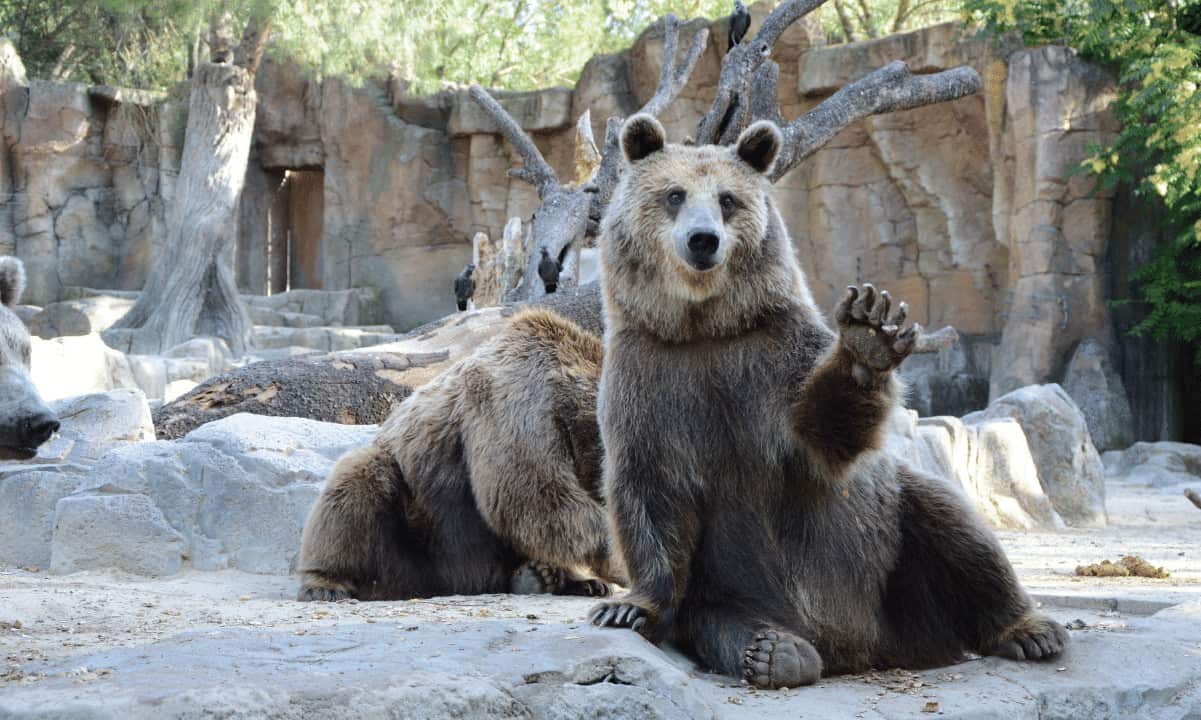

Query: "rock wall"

xmin=1 ymin=20 xmax=1173 ymax=436
xmin=0 ymin=40 xmax=184 ymax=306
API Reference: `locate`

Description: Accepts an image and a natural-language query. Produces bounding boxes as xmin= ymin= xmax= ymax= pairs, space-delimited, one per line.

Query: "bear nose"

xmin=687 ymin=231 xmax=720 ymax=258
xmin=22 ymin=413 xmax=60 ymax=447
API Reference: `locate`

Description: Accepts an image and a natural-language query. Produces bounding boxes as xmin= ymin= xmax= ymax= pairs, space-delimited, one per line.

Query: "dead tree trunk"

xmin=105 ymin=61 xmax=256 ymax=356
xmin=469 ymin=13 xmax=708 ymax=302
xmin=107 ymin=16 xmax=271 ymax=357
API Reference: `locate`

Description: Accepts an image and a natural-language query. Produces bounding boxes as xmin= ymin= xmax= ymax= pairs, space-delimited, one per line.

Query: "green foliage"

xmin=1 ymin=0 xmax=736 ymax=92
xmin=962 ymin=0 xmax=1201 ymax=357
xmin=817 ymin=0 xmax=957 ymax=44
xmin=0 ymin=0 xmax=205 ymax=87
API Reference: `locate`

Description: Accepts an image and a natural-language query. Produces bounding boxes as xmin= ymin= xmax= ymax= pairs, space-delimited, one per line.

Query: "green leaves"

xmin=1 ymin=0 xmax=733 ymax=92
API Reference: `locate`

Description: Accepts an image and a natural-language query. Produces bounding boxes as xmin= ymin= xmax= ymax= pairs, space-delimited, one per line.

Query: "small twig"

xmin=1185 ymin=488 xmax=1201 ymax=511
xmin=912 ymin=325 xmax=958 ymax=355
xmin=639 ymin=14 xmax=709 ymax=118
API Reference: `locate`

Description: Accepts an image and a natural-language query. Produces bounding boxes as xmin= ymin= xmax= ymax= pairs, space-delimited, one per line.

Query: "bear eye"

xmin=666 ymin=189 xmax=686 ymax=207
xmin=719 ymin=192 xmax=738 ymax=218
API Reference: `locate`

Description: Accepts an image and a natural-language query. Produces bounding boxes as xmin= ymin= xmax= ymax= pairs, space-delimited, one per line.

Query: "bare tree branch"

xmin=769 ymin=62 xmax=981 ymax=181
xmin=468 ymin=84 xmax=561 ymax=198
xmin=832 ymin=0 xmax=859 ymax=42
xmin=234 ymin=14 xmax=273 ymax=76
xmin=639 ymin=14 xmax=710 ymax=118
xmin=465 ymin=11 xmax=712 ymax=300
xmin=696 ymin=0 xmax=827 ymax=145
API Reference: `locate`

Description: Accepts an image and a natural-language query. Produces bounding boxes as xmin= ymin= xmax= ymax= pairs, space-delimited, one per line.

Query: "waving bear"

xmin=589 ymin=114 xmax=1066 ymax=688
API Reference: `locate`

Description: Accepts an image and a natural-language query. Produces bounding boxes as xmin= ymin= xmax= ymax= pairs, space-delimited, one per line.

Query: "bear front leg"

xmin=794 ymin=283 xmax=917 ymax=479
xmin=589 ymin=456 xmax=701 ymax=639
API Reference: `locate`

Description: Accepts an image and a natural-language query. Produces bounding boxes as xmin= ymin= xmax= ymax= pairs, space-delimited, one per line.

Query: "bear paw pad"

xmin=742 ymin=630 xmax=822 ymax=689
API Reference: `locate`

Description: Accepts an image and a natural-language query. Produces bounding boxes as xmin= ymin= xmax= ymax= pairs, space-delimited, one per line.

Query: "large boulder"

xmin=888 ymin=410 xmax=1063 ymax=529
xmin=1062 ymin=337 xmax=1135 ymax=452
xmin=34 ymin=388 xmax=155 ymax=464
xmin=50 ymin=492 xmax=186 ymax=576
xmin=30 ymin=333 xmax=137 ymax=401
xmin=3 ymin=414 xmax=377 ymax=576
xmin=27 ymin=294 xmax=136 ymax=338
xmin=963 ymin=383 xmax=1107 ymax=527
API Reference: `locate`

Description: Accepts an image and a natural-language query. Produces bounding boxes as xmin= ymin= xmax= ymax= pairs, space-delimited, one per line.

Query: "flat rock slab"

xmin=1 ymin=569 xmax=1199 ymax=719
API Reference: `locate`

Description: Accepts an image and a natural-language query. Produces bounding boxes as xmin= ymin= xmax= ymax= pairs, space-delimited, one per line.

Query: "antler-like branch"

xmin=639 ymin=14 xmax=709 ymax=117
xmin=769 ymin=61 xmax=981 ymax=181
xmin=468 ymin=84 xmax=560 ymax=198
xmin=585 ymin=15 xmax=710 ymax=235
xmin=696 ymin=0 xmax=827 ymax=145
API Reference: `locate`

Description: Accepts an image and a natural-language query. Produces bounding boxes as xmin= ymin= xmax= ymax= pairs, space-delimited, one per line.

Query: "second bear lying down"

xmin=297 ymin=309 xmax=623 ymax=601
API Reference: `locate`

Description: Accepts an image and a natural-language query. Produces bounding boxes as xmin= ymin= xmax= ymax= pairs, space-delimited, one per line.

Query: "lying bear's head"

xmin=600 ymin=114 xmax=815 ymax=342
xmin=0 ymin=257 xmax=59 ymax=460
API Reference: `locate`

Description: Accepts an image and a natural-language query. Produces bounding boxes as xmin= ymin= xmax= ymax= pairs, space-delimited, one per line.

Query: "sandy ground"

xmin=2 ymin=477 xmax=1199 ymax=715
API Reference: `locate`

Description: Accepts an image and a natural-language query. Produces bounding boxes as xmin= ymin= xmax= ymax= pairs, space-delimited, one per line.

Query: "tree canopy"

xmin=2 ymin=0 xmax=957 ymax=93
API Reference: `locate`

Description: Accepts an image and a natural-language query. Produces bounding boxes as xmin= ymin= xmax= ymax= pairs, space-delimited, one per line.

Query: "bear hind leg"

xmin=297 ymin=445 xmax=421 ymax=601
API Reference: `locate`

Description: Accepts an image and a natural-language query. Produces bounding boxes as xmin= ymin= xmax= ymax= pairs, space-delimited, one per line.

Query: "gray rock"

xmin=0 ymin=468 xmax=87 ymax=568
xmin=30 ymin=333 xmax=138 ymax=402
xmin=28 ymin=302 xmax=90 ymax=338
xmin=164 ymin=336 xmax=232 ymax=373
xmin=0 ymin=388 xmax=154 ymax=467
xmin=1104 ymin=441 xmax=1201 ymax=487
xmin=50 ymin=492 xmax=185 ymax=576
xmin=35 ymin=414 xmax=376 ymax=575
xmin=890 ymin=413 xmax=1063 ymax=530
xmin=243 ymin=288 xmax=384 ymax=327
xmin=27 ymin=295 xmax=137 ymax=338
xmin=0 ymin=622 xmax=714 ymax=720
xmin=964 ymin=383 xmax=1107 ymax=527
xmin=12 ymin=304 xmax=42 ymax=327
xmin=1062 ymin=338 xmax=1135 ymax=452
xmin=1 ymin=604 xmax=1200 ymax=719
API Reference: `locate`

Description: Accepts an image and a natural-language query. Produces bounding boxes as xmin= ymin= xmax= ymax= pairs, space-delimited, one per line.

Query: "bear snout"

xmin=674 ymin=207 xmax=726 ymax=272
xmin=23 ymin=411 xmax=60 ymax=447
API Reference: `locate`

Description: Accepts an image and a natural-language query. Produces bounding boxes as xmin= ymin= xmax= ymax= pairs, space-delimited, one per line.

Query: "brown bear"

xmin=0 ymin=256 xmax=60 ymax=460
xmin=588 ymin=115 xmax=1067 ymax=688
xmin=297 ymin=308 xmax=624 ymax=601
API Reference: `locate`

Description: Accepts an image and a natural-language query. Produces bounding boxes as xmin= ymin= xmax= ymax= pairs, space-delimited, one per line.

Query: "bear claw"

xmin=297 ymin=583 xmax=353 ymax=602
xmin=589 ymin=601 xmax=650 ymax=635
xmin=741 ymin=630 xmax=822 ymax=689
xmin=834 ymin=283 xmax=918 ymax=380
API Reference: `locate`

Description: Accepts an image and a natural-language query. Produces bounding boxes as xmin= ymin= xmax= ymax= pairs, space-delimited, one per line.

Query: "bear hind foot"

xmin=297 ymin=574 xmax=355 ymax=602
xmin=742 ymin=630 xmax=822 ymax=689
xmin=989 ymin=613 xmax=1068 ymax=661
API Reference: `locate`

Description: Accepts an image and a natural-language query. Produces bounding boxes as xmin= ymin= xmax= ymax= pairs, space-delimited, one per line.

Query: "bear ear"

xmin=0 ymin=257 xmax=26 ymax=308
xmin=621 ymin=114 xmax=667 ymax=164
xmin=734 ymin=120 xmax=782 ymax=175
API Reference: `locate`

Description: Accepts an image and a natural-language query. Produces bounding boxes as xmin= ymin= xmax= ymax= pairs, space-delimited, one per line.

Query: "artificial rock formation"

xmin=0 ymin=19 xmax=1150 ymax=427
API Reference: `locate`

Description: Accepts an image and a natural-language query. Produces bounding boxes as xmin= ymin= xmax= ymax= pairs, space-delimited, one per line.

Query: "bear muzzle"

xmin=673 ymin=205 xmax=727 ymax=272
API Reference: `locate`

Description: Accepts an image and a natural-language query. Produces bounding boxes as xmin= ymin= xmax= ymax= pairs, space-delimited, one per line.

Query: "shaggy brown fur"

xmin=589 ymin=115 xmax=1066 ymax=688
xmin=297 ymin=309 xmax=624 ymax=601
